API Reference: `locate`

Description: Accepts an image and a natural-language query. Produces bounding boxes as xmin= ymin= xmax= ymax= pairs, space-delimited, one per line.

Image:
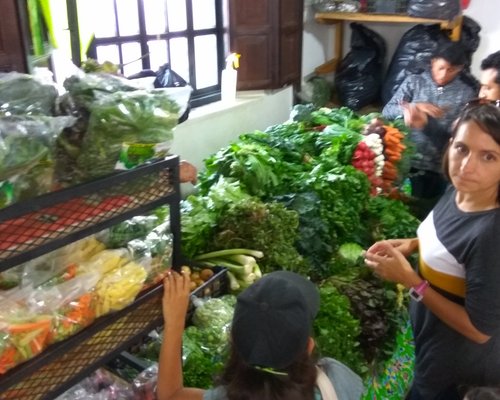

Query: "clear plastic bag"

xmin=0 ymin=115 xmax=76 ymax=207
xmin=0 ymin=292 xmax=53 ymax=374
xmin=0 ymin=72 xmax=58 ymax=116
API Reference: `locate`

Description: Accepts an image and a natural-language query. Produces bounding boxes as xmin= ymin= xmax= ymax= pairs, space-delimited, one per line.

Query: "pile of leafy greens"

xmin=182 ymin=104 xmax=420 ymax=378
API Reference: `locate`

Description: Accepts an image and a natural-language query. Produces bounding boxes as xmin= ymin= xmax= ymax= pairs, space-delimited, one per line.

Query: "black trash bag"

xmin=381 ymin=16 xmax=481 ymax=105
xmin=407 ymin=0 xmax=461 ymax=21
xmin=128 ymin=64 xmax=193 ymax=124
xmin=154 ymin=64 xmax=192 ymax=123
xmin=459 ymin=16 xmax=482 ymax=67
xmin=334 ymin=23 xmax=386 ymax=110
xmin=381 ymin=24 xmax=449 ymax=104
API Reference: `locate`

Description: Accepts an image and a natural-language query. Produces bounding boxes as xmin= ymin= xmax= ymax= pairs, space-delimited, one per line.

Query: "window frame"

xmin=70 ymin=0 xmax=226 ymax=107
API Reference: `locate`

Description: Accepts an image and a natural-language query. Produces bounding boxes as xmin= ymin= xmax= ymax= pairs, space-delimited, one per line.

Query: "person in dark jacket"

xmin=383 ymin=42 xmax=476 ymax=217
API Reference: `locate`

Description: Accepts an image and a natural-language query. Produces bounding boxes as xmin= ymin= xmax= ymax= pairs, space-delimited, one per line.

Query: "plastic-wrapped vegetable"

xmin=94 ymin=261 xmax=147 ymax=317
xmin=55 ymin=368 xmax=134 ymax=400
xmin=0 ymin=115 xmax=75 ymax=207
xmin=75 ymin=89 xmax=179 ymax=182
xmin=132 ymin=363 xmax=158 ymax=400
xmin=101 ymin=215 xmax=160 ymax=248
xmin=0 ymin=72 xmax=58 ymax=116
xmin=127 ymin=221 xmax=173 ymax=287
xmin=0 ymin=293 xmax=53 ymax=374
xmin=25 ymin=273 xmax=100 ymax=344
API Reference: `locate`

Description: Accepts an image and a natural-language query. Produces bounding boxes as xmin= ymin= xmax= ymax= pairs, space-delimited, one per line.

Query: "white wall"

xmin=171 ymin=87 xmax=293 ymax=195
xmin=302 ymin=1 xmax=500 ymax=79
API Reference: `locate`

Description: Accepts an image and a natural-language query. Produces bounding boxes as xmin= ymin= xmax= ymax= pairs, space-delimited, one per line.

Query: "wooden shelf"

xmin=314 ymin=12 xmax=463 ymax=74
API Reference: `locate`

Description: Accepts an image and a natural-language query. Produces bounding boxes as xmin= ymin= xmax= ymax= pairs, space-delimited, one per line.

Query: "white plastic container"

xmin=221 ymin=53 xmax=240 ymax=103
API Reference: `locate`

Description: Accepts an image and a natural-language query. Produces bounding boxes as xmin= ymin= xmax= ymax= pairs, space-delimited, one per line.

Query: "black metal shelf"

xmin=0 ymin=156 xmax=181 ymax=271
xmin=0 ymin=156 xmax=183 ymax=399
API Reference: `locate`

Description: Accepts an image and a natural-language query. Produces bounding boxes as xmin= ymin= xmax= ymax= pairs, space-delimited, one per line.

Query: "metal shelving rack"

xmin=0 ymin=156 xmax=181 ymax=400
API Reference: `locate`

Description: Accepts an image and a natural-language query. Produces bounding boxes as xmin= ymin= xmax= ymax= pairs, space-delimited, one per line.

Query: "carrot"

xmin=7 ymin=319 xmax=51 ymax=334
xmin=0 ymin=346 xmax=17 ymax=373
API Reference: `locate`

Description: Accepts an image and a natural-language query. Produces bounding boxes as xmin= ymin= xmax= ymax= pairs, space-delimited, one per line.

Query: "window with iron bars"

xmin=79 ymin=0 xmax=226 ymax=107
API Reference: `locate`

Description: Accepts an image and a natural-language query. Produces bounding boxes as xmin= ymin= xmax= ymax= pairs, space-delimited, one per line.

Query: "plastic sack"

xmin=153 ymin=63 xmax=192 ymax=124
xmin=78 ymin=248 xmax=131 ymax=276
xmin=312 ymin=0 xmax=361 ymax=13
xmin=407 ymin=0 xmax=461 ymax=20
xmin=381 ymin=17 xmax=481 ymax=104
xmin=334 ymin=23 xmax=386 ymax=110
xmin=127 ymin=222 xmax=173 ymax=288
xmin=94 ymin=260 xmax=147 ymax=317
xmin=0 ymin=292 xmax=53 ymax=374
xmin=0 ymin=72 xmax=58 ymax=116
xmin=24 ymin=273 xmax=100 ymax=344
xmin=132 ymin=363 xmax=159 ymax=400
xmin=17 ymin=236 xmax=105 ymax=288
xmin=381 ymin=24 xmax=450 ymax=104
xmin=0 ymin=115 xmax=76 ymax=207
xmin=55 ymin=368 xmax=134 ymax=400
xmin=100 ymin=215 xmax=160 ymax=249
xmin=75 ymin=89 xmax=179 ymax=182
xmin=128 ymin=66 xmax=192 ymax=124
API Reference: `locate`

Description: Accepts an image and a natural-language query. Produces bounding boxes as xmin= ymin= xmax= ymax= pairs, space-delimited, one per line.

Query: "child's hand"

xmin=162 ymin=271 xmax=191 ymax=330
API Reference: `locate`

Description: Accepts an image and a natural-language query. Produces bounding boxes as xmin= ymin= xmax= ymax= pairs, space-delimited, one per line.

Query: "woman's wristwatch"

xmin=409 ymin=280 xmax=430 ymax=302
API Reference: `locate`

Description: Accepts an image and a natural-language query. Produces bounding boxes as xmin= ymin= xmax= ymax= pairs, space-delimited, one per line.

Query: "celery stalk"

xmin=194 ymin=248 xmax=264 ymax=260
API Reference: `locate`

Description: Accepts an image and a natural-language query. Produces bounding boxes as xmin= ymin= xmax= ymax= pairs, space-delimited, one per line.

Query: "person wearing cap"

xmin=156 ymin=270 xmax=364 ymax=400
xmin=479 ymin=51 xmax=500 ymax=102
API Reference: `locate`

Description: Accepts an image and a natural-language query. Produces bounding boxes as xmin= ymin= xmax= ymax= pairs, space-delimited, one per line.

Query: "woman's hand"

xmin=365 ymin=241 xmax=421 ymax=288
xmin=368 ymin=238 xmax=418 ymax=258
xmin=162 ymin=271 xmax=191 ymax=331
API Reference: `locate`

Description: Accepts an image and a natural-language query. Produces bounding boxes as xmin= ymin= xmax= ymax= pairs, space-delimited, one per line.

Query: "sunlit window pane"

xmin=122 ymin=42 xmax=143 ymax=77
xmin=144 ymin=0 xmax=167 ymax=34
xmin=148 ymin=40 xmax=169 ymax=71
xmin=195 ymin=35 xmax=218 ymax=88
xmin=167 ymin=0 xmax=187 ymax=32
xmin=96 ymin=45 xmax=120 ymax=65
xmin=92 ymin=0 xmax=117 ymax=38
xmin=170 ymin=38 xmax=190 ymax=84
xmin=193 ymin=0 xmax=216 ymax=30
xmin=117 ymin=0 xmax=140 ymax=36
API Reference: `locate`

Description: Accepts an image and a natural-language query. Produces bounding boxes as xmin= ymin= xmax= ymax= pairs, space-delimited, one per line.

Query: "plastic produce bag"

xmin=407 ymin=0 xmax=461 ymax=21
xmin=132 ymin=363 xmax=159 ymax=400
xmin=0 ymin=72 xmax=58 ymax=116
xmin=26 ymin=273 xmax=100 ymax=344
xmin=75 ymin=89 xmax=179 ymax=182
xmin=55 ymin=368 xmax=134 ymax=400
xmin=17 ymin=236 xmax=105 ymax=288
xmin=153 ymin=63 xmax=192 ymax=123
xmin=94 ymin=260 xmax=147 ymax=317
xmin=127 ymin=222 xmax=173 ymax=288
xmin=0 ymin=292 xmax=53 ymax=374
xmin=100 ymin=215 xmax=160 ymax=249
xmin=0 ymin=115 xmax=75 ymax=207
xmin=334 ymin=23 xmax=386 ymax=110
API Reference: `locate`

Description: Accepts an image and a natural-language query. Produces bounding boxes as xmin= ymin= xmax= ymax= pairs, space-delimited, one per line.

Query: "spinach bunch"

xmin=313 ymin=283 xmax=366 ymax=377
